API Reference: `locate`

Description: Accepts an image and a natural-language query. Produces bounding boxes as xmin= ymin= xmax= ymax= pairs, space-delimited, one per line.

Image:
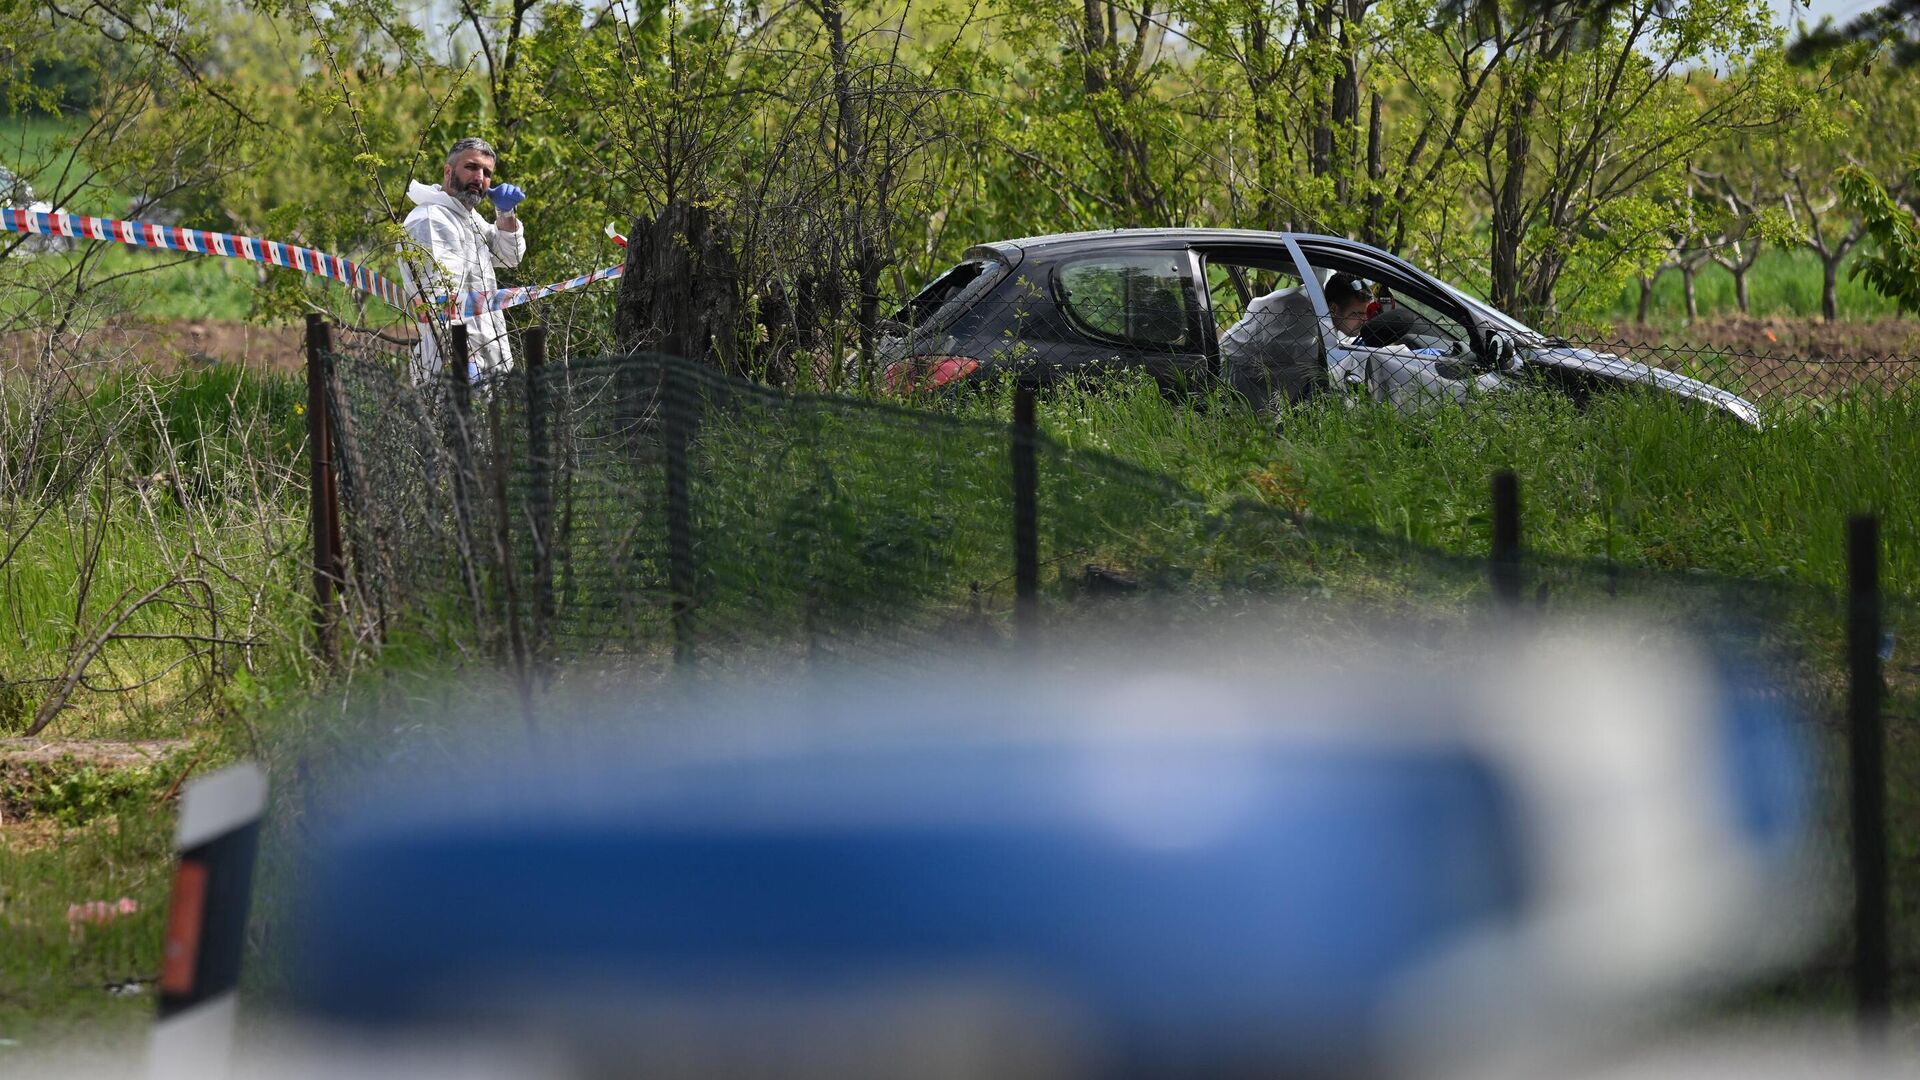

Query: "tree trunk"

xmin=1490 ymin=115 xmax=1530 ymax=313
xmin=1682 ymin=263 xmax=1698 ymax=321
xmin=1733 ymin=266 xmax=1749 ymax=313
xmin=1636 ymin=273 xmax=1656 ymax=324
xmin=1248 ymin=19 xmax=1276 ymax=229
xmin=1329 ymin=2 xmax=1359 ymax=205
xmin=614 ymin=202 xmax=743 ymax=371
xmin=1362 ymin=92 xmax=1384 ymax=246
xmin=1308 ymin=0 xmax=1333 ymax=181
xmin=1822 ymin=256 xmax=1839 ymax=322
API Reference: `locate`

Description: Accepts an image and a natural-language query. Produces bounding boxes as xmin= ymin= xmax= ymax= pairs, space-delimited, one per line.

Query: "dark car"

xmin=877 ymin=229 xmax=1760 ymax=426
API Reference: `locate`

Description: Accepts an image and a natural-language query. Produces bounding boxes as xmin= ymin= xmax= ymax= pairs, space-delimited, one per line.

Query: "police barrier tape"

xmin=0 ymin=206 xmax=624 ymax=321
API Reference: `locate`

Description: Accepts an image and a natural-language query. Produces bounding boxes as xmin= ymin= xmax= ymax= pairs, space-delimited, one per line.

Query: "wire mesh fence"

xmin=317 ymin=319 xmax=1916 ymax=1009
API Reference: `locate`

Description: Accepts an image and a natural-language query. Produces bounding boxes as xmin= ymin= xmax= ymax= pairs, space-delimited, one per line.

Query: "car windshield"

xmin=1431 ymin=278 xmax=1536 ymax=338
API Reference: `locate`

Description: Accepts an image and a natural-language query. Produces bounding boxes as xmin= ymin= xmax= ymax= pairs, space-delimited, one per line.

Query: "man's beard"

xmin=453 ymin=183 xmax=486 ymax=209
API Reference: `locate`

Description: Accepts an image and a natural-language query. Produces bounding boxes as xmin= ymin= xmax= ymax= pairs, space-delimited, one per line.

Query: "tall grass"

xmin=1027 ymin=374 xmax=1919 ymax=597
xmin=0 ymin=752 xmax=180 ymax=1047
xmin=1 ymin=363 xmax=314 ymax=740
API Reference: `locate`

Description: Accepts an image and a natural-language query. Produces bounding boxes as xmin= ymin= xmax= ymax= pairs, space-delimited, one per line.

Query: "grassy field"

xmin=1613 ymin=247 xmax=1906 ymax=326
xmin=1022 ymin=374 xmax=1917 ymax=596
xmin=1 ymin=114 xmax=408 ymax=326
xmin=0 ymin=114 xmax=91 ymax=196
xmin=1 ymin=362 xmax=313 ymax=1049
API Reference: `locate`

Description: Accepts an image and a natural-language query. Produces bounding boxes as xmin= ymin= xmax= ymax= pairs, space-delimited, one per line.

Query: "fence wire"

xmin=321 ymin=332 xmax=1916 ymax=1005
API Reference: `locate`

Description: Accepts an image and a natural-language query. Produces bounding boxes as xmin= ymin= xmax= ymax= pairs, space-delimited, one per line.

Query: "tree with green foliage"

xmin=1839 ymin=155 xmax=1920 ymax=314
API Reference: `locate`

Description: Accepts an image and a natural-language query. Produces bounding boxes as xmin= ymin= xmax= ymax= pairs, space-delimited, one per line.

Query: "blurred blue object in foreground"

xmin=286 ymin=625 xmax=1824 ymax=1077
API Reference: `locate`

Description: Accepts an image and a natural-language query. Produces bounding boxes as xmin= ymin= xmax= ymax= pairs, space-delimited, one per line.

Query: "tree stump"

xmin=613 ymin=201 xmax=743 ymax=372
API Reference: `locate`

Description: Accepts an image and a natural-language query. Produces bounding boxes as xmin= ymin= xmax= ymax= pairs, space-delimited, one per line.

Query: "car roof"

xmin=981 ymin=227 xmax=1347 ymax=256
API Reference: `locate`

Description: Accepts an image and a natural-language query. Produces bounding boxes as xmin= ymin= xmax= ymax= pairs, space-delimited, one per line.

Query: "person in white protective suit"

xmin=401 ymin=137 xmax=528 ymax=385
xmin=1323 ymin=282 xmax=1515 ymax=414
xmin=1221 ymin=272 xmax=1372 ymax=413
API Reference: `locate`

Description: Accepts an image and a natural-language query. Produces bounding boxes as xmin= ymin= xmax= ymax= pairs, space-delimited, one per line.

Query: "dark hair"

xmin=1326 ymin=273 xmax=1370 ymax=304
xmin=447 ymin=137 xmax=498 ymax=166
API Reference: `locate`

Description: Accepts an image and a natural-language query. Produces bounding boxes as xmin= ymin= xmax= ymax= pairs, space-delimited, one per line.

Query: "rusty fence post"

xmin=305 ymin=314 xmax=341 ymax=666
xmin=445 ymin=324 xmax=488 ymax=637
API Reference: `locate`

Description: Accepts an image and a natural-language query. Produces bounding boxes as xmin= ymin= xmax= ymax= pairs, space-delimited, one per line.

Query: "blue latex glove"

xmin=488 ymin=183 xmax=526 ymax=213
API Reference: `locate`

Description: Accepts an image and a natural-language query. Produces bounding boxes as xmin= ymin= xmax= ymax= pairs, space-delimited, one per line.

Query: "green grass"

xmin=1023 ymin=375 xmax=1916 ymax=598
xmin=2 ymin=363 xmax=313 ymax=740
xmin=1611 ymin=246 xmax=1907 ymax=325
xmin=1 ymin=362 xmax=309 ymax=1050
xmin=2 ymin=244 xmax=264 ymax=323
xmin=1 ymin=114 xmax=409 ymax=326
xmin=0 ymin=113 xmax=94 ymax=199
xmin=0 ymin=778 xmax=175 ymax=1053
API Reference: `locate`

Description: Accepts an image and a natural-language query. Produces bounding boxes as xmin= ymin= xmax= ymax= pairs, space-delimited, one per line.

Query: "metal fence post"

xmin=448 ymin=324 xmax=474 ymax=420
xmin=1013 ymin=383 xmax=1039 ymax=643
xmin=446 ymin=324 xmax=487 ymax=635
xmin=524 ymin=325 xmax=554 ymax=664
xmin=1490 ymin=470 xmax=1521 ymax=609
xmin=305 ymin=314 xmax=339 ymax=667
xmin=1848 ymin=513 xmax=1889 ymax=1036
xmin=662 ymin=359 xmax=697 ymax=670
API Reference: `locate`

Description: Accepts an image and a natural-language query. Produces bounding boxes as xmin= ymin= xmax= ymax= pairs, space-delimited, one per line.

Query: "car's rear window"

xmin=894 ymin=259 xmax=995 ymax=329
xmin=1055 ymin=254 xmax=1194 ymax=349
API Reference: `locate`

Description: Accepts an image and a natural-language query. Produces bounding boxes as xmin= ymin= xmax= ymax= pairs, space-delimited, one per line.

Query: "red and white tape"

xmin=0 ymin=206 xmax=624 ymax=321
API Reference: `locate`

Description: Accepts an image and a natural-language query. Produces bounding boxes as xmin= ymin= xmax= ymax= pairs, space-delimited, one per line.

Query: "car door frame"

xmin=1187 ymin=238 xmax=1329 ymax=372
xmin=1043 ymin=243 xmax=1215 ymax=386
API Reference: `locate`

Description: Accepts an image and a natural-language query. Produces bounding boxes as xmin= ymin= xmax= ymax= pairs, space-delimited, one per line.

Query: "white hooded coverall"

xmin=401 ymin=179 xmax=527 ymax=385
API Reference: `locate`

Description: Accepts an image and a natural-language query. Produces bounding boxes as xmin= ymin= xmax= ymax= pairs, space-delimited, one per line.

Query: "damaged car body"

xmin=878 ymin=229 xmax=1761 ymax=428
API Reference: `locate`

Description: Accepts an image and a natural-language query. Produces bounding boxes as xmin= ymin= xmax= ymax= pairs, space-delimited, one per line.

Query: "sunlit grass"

xmin=1612 ymin=247 xmax=1906 ymax=326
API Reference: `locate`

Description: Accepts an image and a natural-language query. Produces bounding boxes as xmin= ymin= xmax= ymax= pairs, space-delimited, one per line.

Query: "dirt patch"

xmin=0 ymin=739 xmax=192 ymax=827
xmin=0 ymin=318 xmax=418 ymax=375
xmin=1553 ymin=315 xmax=1920 ymax=399
xmin=1600 ymin=314 xmax=1920 ymax=363
xmin=0 ymin=739 xmax=192 ymax=768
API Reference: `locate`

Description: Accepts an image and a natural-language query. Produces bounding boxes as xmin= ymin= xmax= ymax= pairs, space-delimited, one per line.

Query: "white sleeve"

xmin=488 ymin=219 xmax=525 ymax=269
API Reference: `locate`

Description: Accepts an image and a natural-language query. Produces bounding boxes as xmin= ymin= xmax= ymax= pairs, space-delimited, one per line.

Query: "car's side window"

xmin=1055 ymin=255 xmax=1194 ymax=349
xmin=892 ymin=259 xmax=990 ymax=329
xmin=1297 ymin=256 xmax=1474 ymax=350
xmin=1371 ymin=288 xmax=1471 ymax=348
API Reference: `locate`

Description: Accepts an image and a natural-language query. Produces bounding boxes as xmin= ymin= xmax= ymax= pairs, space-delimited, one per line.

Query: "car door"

xmin=1190 ymin=239 xmax=1321 ymax=356
xmin=1191 ymin=238 xmax=1334 ymax=407
xmin=1288 ymin=238 xmax=1510 ymax=411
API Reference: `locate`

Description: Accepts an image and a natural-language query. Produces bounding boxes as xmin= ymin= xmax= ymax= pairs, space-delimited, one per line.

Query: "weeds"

xmin=2 ymin=359 xmax=313 ymax=742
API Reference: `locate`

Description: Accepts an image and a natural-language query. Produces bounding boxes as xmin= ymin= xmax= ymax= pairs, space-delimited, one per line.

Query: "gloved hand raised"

xmin=488 ymin=183 xmax=526 ymax=213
